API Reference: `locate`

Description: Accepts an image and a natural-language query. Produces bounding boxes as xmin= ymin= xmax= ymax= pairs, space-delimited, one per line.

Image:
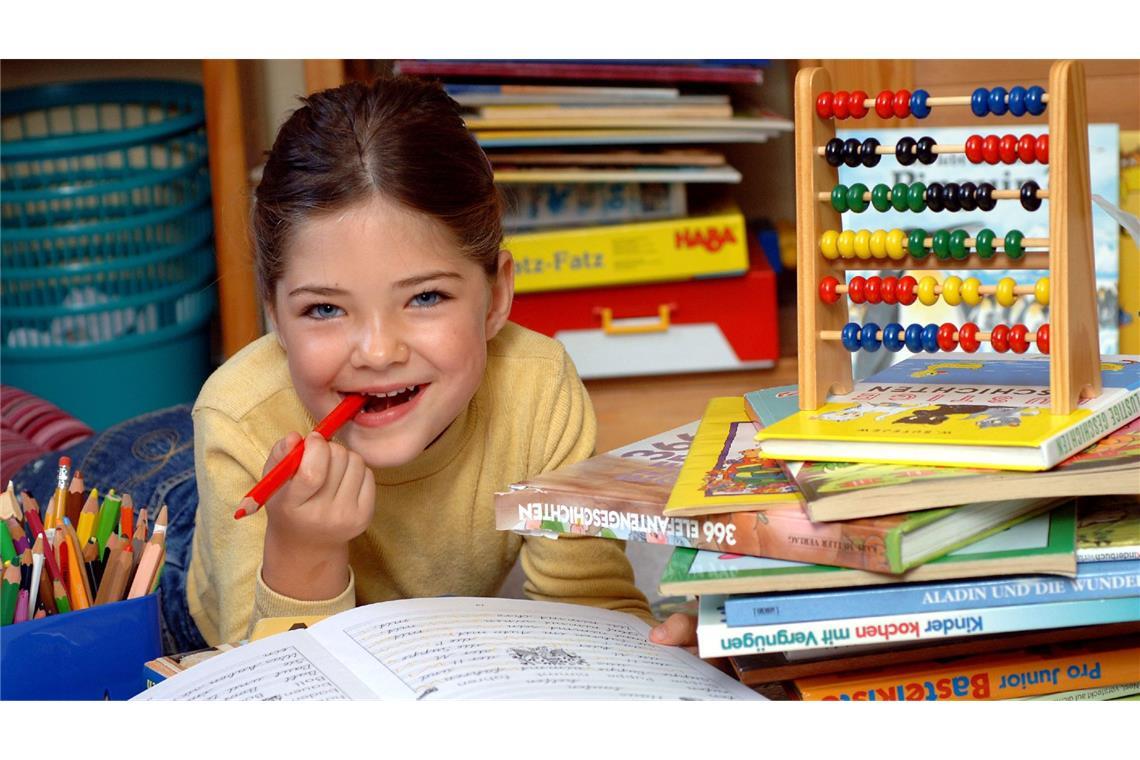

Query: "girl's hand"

xmin=649 ymin=612 xmax=699 ymax=651
xmin=260 ymin=431 xmax=376 ymax=600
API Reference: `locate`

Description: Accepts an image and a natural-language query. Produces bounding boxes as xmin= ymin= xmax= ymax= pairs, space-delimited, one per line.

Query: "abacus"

xmin=795 ymin=61 xmax=1101 ymax=415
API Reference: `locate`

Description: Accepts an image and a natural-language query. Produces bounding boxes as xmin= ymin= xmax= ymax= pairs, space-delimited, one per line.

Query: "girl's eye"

xmin=305 ymin=303 xmax=344 ymax=319
xmin=410 ymin=290 xmax=448 ymax=308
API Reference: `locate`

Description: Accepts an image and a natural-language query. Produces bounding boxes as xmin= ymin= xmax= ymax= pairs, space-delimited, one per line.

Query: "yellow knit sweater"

xmin=187 ymin=321 xmax=652 ymax=645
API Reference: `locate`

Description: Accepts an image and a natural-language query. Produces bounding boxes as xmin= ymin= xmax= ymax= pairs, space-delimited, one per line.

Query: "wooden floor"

xmin=584 ymin=357 xmax=798 ymax=453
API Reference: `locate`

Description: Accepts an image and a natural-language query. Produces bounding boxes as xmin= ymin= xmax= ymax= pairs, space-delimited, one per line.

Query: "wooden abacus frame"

xmin=795 ymin=60 xmax=1102 ymax=415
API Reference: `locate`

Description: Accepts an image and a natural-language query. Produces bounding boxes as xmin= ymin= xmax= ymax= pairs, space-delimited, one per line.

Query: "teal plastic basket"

xmin=1 ymin=80 xmax=217 ymax=430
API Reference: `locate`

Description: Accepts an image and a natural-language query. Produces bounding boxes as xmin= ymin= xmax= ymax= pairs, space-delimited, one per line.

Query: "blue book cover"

xmin=723 ymin=559 xmax=1140 ymax=627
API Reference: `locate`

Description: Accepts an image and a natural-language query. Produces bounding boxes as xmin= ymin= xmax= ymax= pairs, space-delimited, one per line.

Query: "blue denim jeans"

xmin=14 ymin=404 xmax=208 ymax=655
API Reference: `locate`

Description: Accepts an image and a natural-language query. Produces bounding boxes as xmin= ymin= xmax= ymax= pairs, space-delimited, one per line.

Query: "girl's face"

xmin=269 ymin=196 xmax=513 ymax=469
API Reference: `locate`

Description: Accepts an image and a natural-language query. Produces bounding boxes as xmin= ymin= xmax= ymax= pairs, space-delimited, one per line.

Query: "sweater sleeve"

xmin=517 ymin=355 xmax=656 ymax=626
xmin=189 ymin=406 xmax=356 ymax=645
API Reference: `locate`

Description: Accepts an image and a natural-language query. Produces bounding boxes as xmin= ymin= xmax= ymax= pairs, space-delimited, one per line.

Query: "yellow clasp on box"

xmin=595 ymin=304 xmax=674 ymax=335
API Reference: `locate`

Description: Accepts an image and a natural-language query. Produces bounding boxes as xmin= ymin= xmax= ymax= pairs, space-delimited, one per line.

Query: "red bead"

xmin=848 ymin=90 xmax=869 ymax=119
xmin=881 ymin=276 xmax=898 ymax=304
xmin=865 ymin=276 xmax=883 ymax=304
xmin=896 ymin=275 xmax=917 ymax=305
xmin=819 ymin=276 xmax=840 ymax=304
xmin=847 ymin=275 xmax=866 ymax=304
xmin=965 ymin=135 xmax=984 ymax=163
xmin=893 ymin=89 xmax=912 ymax=118
xmin=833 ymin=91 xmax=850 ymax=120
xmin=1036 ymin=134 xmax=1049 ymax=164
xmin=990 ymin=324 xmax=1011 ymax=353
xmin=875 ymin=90 xmax=894 ymax=119
xmin=958 ymin=322 xmax=981 ymax=352
xmin=982 ymin=135 xmax=1001 ymax=165
xmin=1009 ymin=324 xmax=1030 ymax=353
xmin=937 ymin=323 xmax=959 ymax=352
xmin=999 ymin=134 xmax=1019 ymax=164
xmin=1017 ymin=134 xmax=1037 ymax=163
xmin=816 ymin=92 xmax=834 ymax=119
xmin=1036 ymin=323 xmax=1050 ymax=354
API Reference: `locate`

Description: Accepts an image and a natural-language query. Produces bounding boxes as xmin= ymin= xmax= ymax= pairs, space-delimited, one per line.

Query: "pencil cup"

xmin=0 ymin=592 xmax=161 ymax=700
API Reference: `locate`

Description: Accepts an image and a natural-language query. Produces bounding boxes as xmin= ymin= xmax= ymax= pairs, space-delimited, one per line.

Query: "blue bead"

xmin=882 ymin=323 xmax=906 ymax=352
xmin=1026 ymin=86 xmax=1047 ymax=116
xmin=861 ymin=322 xmax=882 ymax=352
xmin=1008 ymin=86 xmax=1027 ymax=117
xmin=904 ymin=323 xmax=925 ymax=353
xmin=910 ymin=89 xmax=931 ymax=119
xmin=971 ymin=87 xmax=990 ymax=117
xmin=922 ymin=323 xmax=940 ymax=353
xmin=988 ymin=86 xmax=1008 ymax=116
xmin=841 ymin=322 xmax=862 ymax=352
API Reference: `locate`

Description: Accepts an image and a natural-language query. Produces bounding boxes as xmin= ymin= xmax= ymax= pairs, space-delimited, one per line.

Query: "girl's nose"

xmin=350 ymin=319 xmax=410 ymax=369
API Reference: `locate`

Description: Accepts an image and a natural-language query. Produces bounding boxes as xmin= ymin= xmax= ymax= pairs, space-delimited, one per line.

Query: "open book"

xmin=134 ymin=597 xmax=761 ymax=701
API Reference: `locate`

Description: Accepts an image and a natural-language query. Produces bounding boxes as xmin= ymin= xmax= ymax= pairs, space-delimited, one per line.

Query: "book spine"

xmin=496 ymin=493 xmax=900 ymax=572
xmin=506 ymin=209 xmax=749 ymax=294
xmin=1014 ymin=681 xmax=1140 ymax=700
xmin=722 ymin=561 xmax=1140 ymax=627
xmin=697 ymin=597 xmax=1140 ymax=658
xmin=1044 ymin=389 xmax=1140 ymax=466
xmin=1077 ymin=546 xmax=1140 ymax=563
xmin=794 ymin=646 xmax=1140 ymax=701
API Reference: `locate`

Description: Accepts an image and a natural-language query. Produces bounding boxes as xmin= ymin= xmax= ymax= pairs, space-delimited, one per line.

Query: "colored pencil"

xmin=234 ymin=393 xmax=366 ymax=520
xmin=14 ymin=589 xmax=30 ymax=624
xmin=0 ymin=520 xmax=14 ymax=565
xmin=151 ymin=505 xmax=168 ymax=548
xmin=21 ymin=493 xmax=45 ymax=546
xmin=119 ymin=493 xmax=134 ymax=542
xmin=56 ymin=534 xmax=74 ymax=609
xmin=1 ymin=562 xmax=20 ymax=625
xmin=60 ymin=519 xmax=92 ymax=609
xmin=0 ymin=481 xmax=21 ymax=521
xmin=65 ymin=470 xmax=85 ymax=527
xmin=94 ymin=544 xmax=133 ymax=605
xmin=6 ymin=517 xmax=29 ymax=555
xmin=30 ymin=534 xmax=55 ymax=616
xmin=83 ymin=537 xmax=101 ymax=588
xmin=95 ymin=490 xmax=121 ymax=554
xmin=130 ymin=507 xmax=147 ymax=573
xmin=45 ymin=456 xmax=71 ymax=530
xmin=127 ymin=506 xmax=167 ymax=599
xmin=76 ymin=488 xmax=99 ymax=547
xmin=53 ymin=579 xmax=71 ymax=613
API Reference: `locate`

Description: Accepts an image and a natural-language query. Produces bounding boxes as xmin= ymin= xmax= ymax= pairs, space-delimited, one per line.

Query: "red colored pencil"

xmin=233 ymin=394 xmax=366 ymax=520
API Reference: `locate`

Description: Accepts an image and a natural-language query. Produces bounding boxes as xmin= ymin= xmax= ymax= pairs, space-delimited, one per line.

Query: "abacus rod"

xmin=832 ymin=281 xmax=1042 ymax=296
xmin=847 ymin=94 xmax=1052 ymax=108
xmin=816 ymin=144 xmax=969 ymax=156
xmin=818 ymin=328 xmax=1045 ymax=343
xmin=816 ymin=189 xmax=1051 ymax=202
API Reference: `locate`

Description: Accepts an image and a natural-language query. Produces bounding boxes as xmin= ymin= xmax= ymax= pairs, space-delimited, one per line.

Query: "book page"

xmin=307 ymin=596 xmax=761 ymax=700
xmin=133 ymin=629 xmax=377 ymax=700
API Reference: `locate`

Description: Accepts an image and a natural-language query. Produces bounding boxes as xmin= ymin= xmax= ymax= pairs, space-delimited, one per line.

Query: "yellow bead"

xmin=1035 ymin=276 xmax=1050 ymax=306
xmin=837 ymin=230 xmax=856 ymax=259
xmin=961 ymin=277 xmax=983 ymax=306
xmin=869 ymin=229 xmax=888 ymax=259
xmin=886 ymin=228 xmax=907 ymax=260
xmin=854 ymin=229 xmax=873 ymax=260
xmin=820 ymin=230 xmax=840 ymax=260
xmin=996 ymin=277 xmax=1018 ymax=308
xmin=941 ymin=276 xmax=963 ymax=306
xmin=918 ymin=276 xmax=939 ymax=306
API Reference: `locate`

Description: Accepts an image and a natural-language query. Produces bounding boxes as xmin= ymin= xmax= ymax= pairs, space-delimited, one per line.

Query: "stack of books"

xmin=495 ymin=354 xmax=1140 ymax=700
xmin=395 ymin=60 xmax=793 ymax=378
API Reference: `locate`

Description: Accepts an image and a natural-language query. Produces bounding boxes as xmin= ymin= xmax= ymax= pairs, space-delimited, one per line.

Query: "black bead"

xmin=895 ymin=137 xmax=917 ymax=166
xmin=1020 ymin=180 xmax=1042 ymax=211
xmin=824 ymin=138 xmax=844 ymax=167
xmin=916 ymin=136 xmax=938 ymax=165
xmin=860 ymin=137 xmax=881 ymax=168
xmin=843 ymin=138 xmax=862 ymax=168
xmin=959 ymin=181 xmax=979 ymax=211
xmin=977 ymin=182 xmax=997 ymax=212
xmin=926 ymin=182 xmax=946 ymax=212
xmin=943 ymin=182 xmax=962 ymax=212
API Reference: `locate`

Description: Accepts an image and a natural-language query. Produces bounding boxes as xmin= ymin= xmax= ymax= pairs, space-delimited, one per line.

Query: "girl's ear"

xmin=484 ymin=249 xmax=515 ymax=339
xmin=265 ymin=301 xmax=286 ymax=351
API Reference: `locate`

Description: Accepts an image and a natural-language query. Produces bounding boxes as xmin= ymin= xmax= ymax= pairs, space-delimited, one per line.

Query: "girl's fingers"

xmin=649 ymin=612 xmax=699 ymax=647
xmin=290 ymin=433 xmax=331 ymax=503
xmin=337 ymin=452 xmax=374 ymax=534
xmin=263 ymin=431 xmax=303 ymax=477
xmin=318 ymin=442 xmax=351 ymax=507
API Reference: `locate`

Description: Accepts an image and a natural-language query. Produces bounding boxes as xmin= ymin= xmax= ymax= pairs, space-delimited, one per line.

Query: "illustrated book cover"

xmin=753 ymin=356 xmax=1140 ymax=471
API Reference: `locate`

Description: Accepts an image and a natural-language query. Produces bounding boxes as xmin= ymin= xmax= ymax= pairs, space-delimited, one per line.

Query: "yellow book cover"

xmin=755 ymin=356 xmax=1140 ymax=471
xmin=1119 ymin=131 xmax=1139 ymax=353
xmin=507 ymin=208 xmax=749 ymax=293
xmin=664 ymin=396 xmax=802 ymax=517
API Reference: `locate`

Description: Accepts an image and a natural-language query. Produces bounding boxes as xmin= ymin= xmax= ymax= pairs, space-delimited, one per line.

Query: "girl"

xmin=184 ymin=76 xmax=696 ymax=650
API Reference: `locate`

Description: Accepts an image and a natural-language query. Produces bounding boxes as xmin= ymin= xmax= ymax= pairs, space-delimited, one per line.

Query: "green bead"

xmin=907 ymin=182 xmax=927 ymax=212
xmin=908 ymin=228 xmax=929 ymax=259
xmin=847 ymin=182 xmax=869 ymax=213
xmin=1005 ymin=229 xmax=1025 ymax=259
xmin=932 ymin=229 xmax=952 ymax=260
xmin=949 ymin=229 xmax=970 ymax=260
xmin=976 ymin=228 xmax=996 ymax=258
xmin=831 ymin=184 xmax=849 ymax=213
xmin=891 ymin=182 xmax=910 ymax=212
xmin=871 ymin=184 xmax=892 ymax=212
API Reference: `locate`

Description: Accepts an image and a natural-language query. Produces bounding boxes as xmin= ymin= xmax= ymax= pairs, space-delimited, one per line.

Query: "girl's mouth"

xmin=356 ymin=384 xmax=425 ymax=414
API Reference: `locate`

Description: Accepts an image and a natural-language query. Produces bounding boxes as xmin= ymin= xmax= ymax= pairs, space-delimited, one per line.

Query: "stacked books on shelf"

xmin=495 ymin=354 xmax=1140 ymax=700
xmin=395 ymin=60 xmax=792 ymax=378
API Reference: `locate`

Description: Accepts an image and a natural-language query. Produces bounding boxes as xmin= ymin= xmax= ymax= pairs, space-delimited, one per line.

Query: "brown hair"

xmin=252 ymin=76 xmax=503 ymax=303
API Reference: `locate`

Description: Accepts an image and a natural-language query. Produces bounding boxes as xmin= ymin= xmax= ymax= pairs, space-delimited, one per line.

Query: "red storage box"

xmin=510 ymin=237 xmax=778 ymax=379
